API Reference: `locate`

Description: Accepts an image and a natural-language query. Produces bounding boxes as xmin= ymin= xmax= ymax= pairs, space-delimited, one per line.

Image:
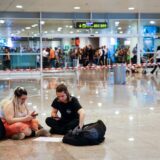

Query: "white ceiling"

xmin=0 ymin=0 xmax=160 ymax=13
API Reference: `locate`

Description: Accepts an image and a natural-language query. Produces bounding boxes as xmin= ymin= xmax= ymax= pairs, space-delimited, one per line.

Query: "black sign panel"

xmin=75 ymin=22 xmax=108 ymax=29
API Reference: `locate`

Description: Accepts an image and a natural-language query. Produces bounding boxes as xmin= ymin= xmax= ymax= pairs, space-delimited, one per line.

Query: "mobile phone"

xmin=31 ymin=112 xmax=38 ymax=117
xmin=32 ymin=113 xmax=38 ymax=117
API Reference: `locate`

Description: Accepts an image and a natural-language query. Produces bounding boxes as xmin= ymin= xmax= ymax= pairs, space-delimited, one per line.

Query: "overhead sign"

xmin=75 ymin=22 xmax=108 ymax=29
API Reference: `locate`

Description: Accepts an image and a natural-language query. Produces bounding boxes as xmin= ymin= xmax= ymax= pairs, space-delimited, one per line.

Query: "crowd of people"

xmin=1 ymin=44 xmax=160 ymax=75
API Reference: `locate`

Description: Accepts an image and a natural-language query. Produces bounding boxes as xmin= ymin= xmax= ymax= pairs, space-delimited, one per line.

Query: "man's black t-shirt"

xmin=51 ymin=96 xmax=82 ymax=122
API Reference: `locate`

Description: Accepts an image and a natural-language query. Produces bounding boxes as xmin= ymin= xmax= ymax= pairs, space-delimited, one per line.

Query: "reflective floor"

xmin=0 ymin=69 xmax=160 ymax=160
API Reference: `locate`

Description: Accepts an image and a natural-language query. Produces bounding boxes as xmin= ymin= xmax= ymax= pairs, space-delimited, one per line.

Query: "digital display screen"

xmin=75 ymin=22 xmax=108 ymax=29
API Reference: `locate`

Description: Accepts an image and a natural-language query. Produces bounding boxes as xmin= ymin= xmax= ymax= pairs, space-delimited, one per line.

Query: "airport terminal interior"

xmin=0 ymin=0 xmax=160 ymax=160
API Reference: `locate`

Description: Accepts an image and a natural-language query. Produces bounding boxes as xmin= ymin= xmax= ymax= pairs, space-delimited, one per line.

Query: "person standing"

xmin=3 ymin=48 xmax=11 ymax=70
xmin=150 ymin=46 xmax=160 ymax=74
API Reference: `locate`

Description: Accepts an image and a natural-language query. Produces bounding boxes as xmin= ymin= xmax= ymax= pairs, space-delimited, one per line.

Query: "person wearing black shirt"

xmin=45 ymin=84 xmax=85 ymax=134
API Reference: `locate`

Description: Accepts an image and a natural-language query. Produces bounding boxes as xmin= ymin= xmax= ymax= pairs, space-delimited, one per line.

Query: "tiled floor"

xmin=0 ymin=69 xmax=160 ymax=160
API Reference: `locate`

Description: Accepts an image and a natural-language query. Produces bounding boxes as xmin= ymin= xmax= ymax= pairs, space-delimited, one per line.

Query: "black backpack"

xmin=62 ymin=120 xmax=106 ymax=146
xmin=0 ymin=118 xmax=6 ymax=140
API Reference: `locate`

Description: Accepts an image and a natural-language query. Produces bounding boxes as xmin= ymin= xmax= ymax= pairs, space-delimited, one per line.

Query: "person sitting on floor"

xmin=46 ymin=83 xmax=85 ymax=135
xmin=0 ymin=87 xmax=50 ymax=140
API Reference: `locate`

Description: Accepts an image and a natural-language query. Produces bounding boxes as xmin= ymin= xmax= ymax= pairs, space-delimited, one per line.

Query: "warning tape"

xmin=0 ymin=63 xmax=160 ymax=73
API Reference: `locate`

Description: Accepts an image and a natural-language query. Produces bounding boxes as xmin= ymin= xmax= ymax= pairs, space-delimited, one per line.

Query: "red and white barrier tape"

xmin=0 ymin=63 xmax=160 ymax=73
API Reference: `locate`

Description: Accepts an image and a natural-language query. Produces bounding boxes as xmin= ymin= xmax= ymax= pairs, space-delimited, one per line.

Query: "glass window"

xmin=0 ymin=19 xmax=40 ymax=70
xmin=109 ymin=19 xmax=138 ymax=35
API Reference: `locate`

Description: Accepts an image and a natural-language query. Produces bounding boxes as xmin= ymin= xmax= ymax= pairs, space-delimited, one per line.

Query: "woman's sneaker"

xmin=11 ymin=133 xmax=25 ymax=140
xmin=35 ymin=129 xmax=51 ymax=137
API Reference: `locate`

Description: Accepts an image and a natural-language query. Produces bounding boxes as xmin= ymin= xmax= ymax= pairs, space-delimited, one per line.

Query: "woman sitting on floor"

xmin=0 ymin=87 xmax=50 ymax=140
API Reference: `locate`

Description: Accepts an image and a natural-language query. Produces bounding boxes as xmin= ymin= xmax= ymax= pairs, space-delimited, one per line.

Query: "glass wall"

xmin=140 ymin=19 xmax=160 ymax=63
xmin=0 ymin=13 xmax=160 ymax=72
xmin=0 ymin=19 xmax=40 ymax=70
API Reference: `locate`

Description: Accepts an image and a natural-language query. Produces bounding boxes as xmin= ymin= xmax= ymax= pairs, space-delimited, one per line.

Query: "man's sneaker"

xmin=35 ymin=128 xmax=51 ymax=137
xmin=11 ymin=133 xmax=25 ymax=140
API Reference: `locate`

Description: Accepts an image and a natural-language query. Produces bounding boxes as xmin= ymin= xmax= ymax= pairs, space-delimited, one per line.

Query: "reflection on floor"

xmin=0 ymin=70 xmax=160 ymax=160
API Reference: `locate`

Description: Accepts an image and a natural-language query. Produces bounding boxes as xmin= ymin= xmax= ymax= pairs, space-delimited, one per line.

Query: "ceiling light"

xmin=32 ymin=24 xmax=38 ymax=27
xmin=57 ymin=27 xmax=62 ymax=32
xmin=70 ymin=31 xmax=74 ymax=34
xmin=149 ymin=107 xmax=154 ymax=110
xmin=58 ymin=27 xmax=62 ymax=30
xmin=0 ymin=20 xmax=5 ymax=24
xmin=115 ymin=21 xmax=120 ymax=26
xmin=74 ymin=6 xmax=80 ymax=10
xmin=95 ymin=31 xmax=99 ymax=34
xmin=25 ymin=27 xmax=31 ymax=30
xmin=150 ymin=21 xmax=155 ymax=24
xmin=128 ymin=137 xmax=135 ymax=142
xmin=16 ymin=5 xmax=23 ymax=9
xmin=115 ymin=111 xmax=120 ymax=115
xmin=97 ymin=103 xmax=102 ymax=107
xmin=44 ymin=31 xmax=48 ymax=34
xmin=128 ymin=7 xmax=135 ymax=10
xmin=69 ymin=25 xmax=73 ymax=28
xmin=129 ymin=116 xmax=134 ymax=121
xmin=40 ymin=21 xmax=45 ymax=25
xmin=119 ymin=31 xmax=123 ymax=34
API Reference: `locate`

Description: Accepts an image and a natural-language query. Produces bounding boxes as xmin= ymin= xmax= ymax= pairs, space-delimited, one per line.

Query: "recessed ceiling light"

xmin=128 ymin=7 xmax=135 ymax=10
xmin=149 ymin=107 xmax=154 ymax=110
xmin=25 ymin=27 xmax=31 ymax=30
xmin=150 ymin=21 xmax=155 ymax=24
xmin=58 ymin=27 xmax=62 ymax=30
xmin=115 ymin=111 xmax=120 ymax=115
xmin=16 ymin=5 xmax=23 ymax=9
xmin=128 ymin=137 xmax=135 ymax=142
xmin=74 ymin=6 xmax=80 ymax=10
xmin=0 ymin=20 xmax=5 ymax=24
xmin=40 ymin=21 xmax=45 ymax=25
xmin=119 ymin=31 xmax=123 ymax=34
xmin=118 ymin=27 xmax=122 ymax=30
xmin=115 ymin=21 xmax=120 ymax=26
xmin=32 ymin=24 xmax=38 ymax=27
